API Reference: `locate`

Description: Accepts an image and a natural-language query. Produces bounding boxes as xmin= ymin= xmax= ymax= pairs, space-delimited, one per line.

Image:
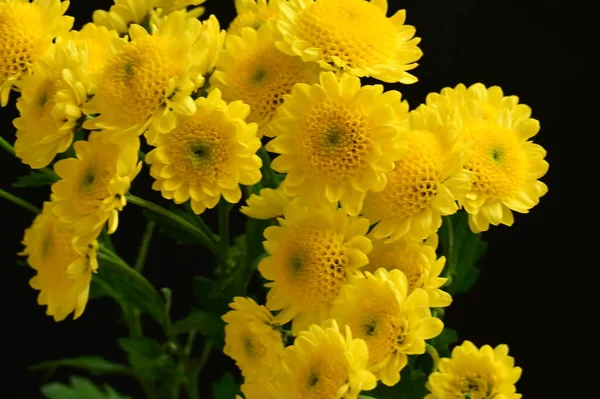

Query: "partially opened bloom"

xmin=228 ymin=0 xmax=282 ymax=36
xmin=0 ymin=0 xmax=73 ymax=106
xmin=276 ymin=0 xmax=422 ymax=83
xmin=331 ymin=269 xmax=443 ymax=386
xmin=13 ymin=41 xmax=94 ymax=168
xmin=274 ymin=321 xmax=376 ymax=399
xmin=211 ymin=24 xmax=320 ymax=136
xmin=240 ymin=186 xmax=294 ymax=220
xmin=258 ymin=202 xmax=372 ymax=335
xmin=146 ymin=89 xmax=262 ymax=214
xmin=51 ymin=132 xmax=141 ymax=241
xmin=426 ymin=341 xmax=522 ymax=399
xmin=20 ymin=202 xmax=99 ymax=322
xmin=362 ymin=103 xmax=473 ymax=241
xmin=365 ymin=235 xmax=452 ymax=308
xmin=266 ymin=71 xmax=408 ymax=216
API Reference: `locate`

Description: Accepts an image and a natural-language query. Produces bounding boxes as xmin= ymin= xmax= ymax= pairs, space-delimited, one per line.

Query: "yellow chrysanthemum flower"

xmin=83 ymin=11 xmax=205 ymax=137
xmin=13 ymin=41 xmax=93 ymax=169
xmin=266 ymin=71 xmax=408 ymax=216
xmin=365 ymin=235 xmax=452 ymax=308
xmin=211 ymin=24 xmax=320 ymax=136
xmin=20 ymin=202 xmax=99 ymax=322
xmin=331 ymin=269 xmax=443 ymax=386
xmin=439 ymin=84 xmax=549 ymax=233
xmin=0 ymin=0 xmax=73 ymax=106
xmin=228 ymin=0 xmax=282 ymax=36
xmin=362 ymin=104 xmax=474 ymax=241
xmin=240 ymin=186 xmax=294 ymax=220
xmin=258 ymin=202 xmax=372 ymax=335
xmin=425 ymin=341 xmax=522 ymax=399
xmin=222 ymin=297 xmax=284 ymax=384
xmin=146 ymin=89 xmax=262 ymax=214
xmin=58 ymin=23 xmax=119 ymax=81
xmin=93 ymin=0 xmax=206 ymax=35
xmin=276 ymin=0 xmax=422 ymax=83
xmin=51 ymin=132 xmax=141 ymax=241
xmin=274 ymin=321 xmax=376 ymax=399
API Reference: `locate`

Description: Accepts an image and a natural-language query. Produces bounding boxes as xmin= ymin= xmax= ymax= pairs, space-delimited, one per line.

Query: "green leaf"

xmin=428 ymin=327 xmax=459 ymax=358
xmin=438 ymin=212 xmax=488 ymax=295
xmin=95 ymin=256 xmax=166 ymax=325
xmin=30 ymin=356 xmax=131 ymax=377
xmin=41 ymin=376 xmax=130 ymax=399
xmin=171 ymin=308 xmax=225 ymax=336
xmin=12 ymin=170 xmax=59 ymax=188
xmin=142 ymin=209 xmax=201 ymax=245
xmin=369 ymin=361 xmax=428 ymax=399
xmin=212 ymin=372 xmax=240 ymax=399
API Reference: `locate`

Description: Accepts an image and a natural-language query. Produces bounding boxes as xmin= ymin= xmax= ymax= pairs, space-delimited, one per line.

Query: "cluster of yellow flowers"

xmin=0 ymin=0 xmax=546 ymax=398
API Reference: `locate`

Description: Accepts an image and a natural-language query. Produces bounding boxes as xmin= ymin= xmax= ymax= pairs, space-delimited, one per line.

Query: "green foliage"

xmin=428 ymin=327 xmax=459 ymax=358
xmin=368 ymin=361 xmax=429 ymax=399
xmin=438 ymin=212 xmax=488 ymax=295
xmin=12 ymin=169 xmax=59 ymax=188
xmin=171 ymin=308 xmax=224 ymax=337
xmin=212 ymin=372 xmax=241 ymax=399
xmin=142 ymin=209 xmax=204 ymax=245
xmin=41 ymin=376 xmax=130 ymax=399
xmin=30 ymin=356 xmax=131 ymax=377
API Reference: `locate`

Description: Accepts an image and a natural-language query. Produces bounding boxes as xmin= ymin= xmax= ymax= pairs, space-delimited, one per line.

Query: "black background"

xmin=0 ymin=0 xmax=587 ymax=397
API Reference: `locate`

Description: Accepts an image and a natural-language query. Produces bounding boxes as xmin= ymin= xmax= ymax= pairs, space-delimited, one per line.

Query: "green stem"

xmin=0 ymin=189 xmax=40 ymax=214
xmin=135 ymin=221 xmax=155 ymax=273
xmin=97 ymin=248 xmax=158 ymax=301
xmin=0 ymin=136 xmax=15 ymax=156
xmin=257 ymin=146 xmax=278 ymax=189
xmin=126 ymin=194 xmax=221 ymax=259
xmin=218 ymin=199 xmax=231 ymax=259
xmin=426 ymin=344 xmax=441 ymax=373
xmin=444 ymin=216 xmax=454 ymax=263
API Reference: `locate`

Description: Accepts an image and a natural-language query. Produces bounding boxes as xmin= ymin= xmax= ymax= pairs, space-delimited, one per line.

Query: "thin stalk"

xmin=257 ymin=146 xmax=278 ymax=189
xmin=134 ymin=221 xmax=155 ymax=273
xmin=426 ymin=344 xmax=441 ymax=373
xmin=0 ymin=136 xmax=16 ymax=156
xmin=443 ymin=216 xmax=454 ymax=265
xmin=97 ymin=248 xmax=157 ymax=298
xmin=218 ymin=200 xmax=231 ymax=258
xmin=0 ymin=189 xmax=40 ymax=214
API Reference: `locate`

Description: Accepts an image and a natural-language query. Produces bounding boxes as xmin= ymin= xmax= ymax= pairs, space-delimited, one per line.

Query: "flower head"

xmin=425 ymin=341 xmax=522 ymax=399
xmin=222 ymin=297 xmax=284 ymax=384
xmin=13 ymin=41 xmax=94 ymax=168
xmin=362 ymin=103 xmax=473 ymax=241
xmin=266 ymin=71 xmax=408 ymax=216
xmin=240 ymin=186 xmax=294 ymax=220
xmin=365 ymin=235 xmax=452 ymax=308
xmin=438 ymin=84 xmax=549 ymax=233
xmin=228 ymin=0 xmax=282 ymax=36
xmin=274 ymin=321 xmax=376 ymax=399
xmin=146 ymin=89 xmax=262 ymax=214
xmin=276 ymin=0 xmax=422 ymax=83
xmin=211 ymin=24 xmax=320 ymax=136
xmin=51 ymin=132 xmax=141 ymax=241
xmin=331 ymin=269 xmax=443 ymax=386
xmin=258 ymin=201 xmax=372 ymax=335
xmin=20 ymin=202 xmax=98 ymax=321
xmin=0 ymin=0 xmax=73 ymax=106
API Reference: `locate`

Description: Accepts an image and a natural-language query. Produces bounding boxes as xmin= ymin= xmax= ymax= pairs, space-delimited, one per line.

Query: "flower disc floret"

xmin=276 ymin=0 xmax=422 ymax=83
xmin=0 ymin=0 xmax=73 ymax=106
xmin=274 ymin=321 xmax=376 ymax=399
xmin=146 ymin=89 xmax=262 ymax=214
xmin=425 ymin=341 xmax=522 ymax=399
xmin=258 ymin=202 xmax=372 ymax=334
xmin=266 ymin=71 xmax=408 ymax=216
xmin=332 ymin=269 xmax=443 ymax=386
xmin=20 ymin=202 xmax=99 ymax=322
xmin=229 ymin=0 xmax=282 ymax=36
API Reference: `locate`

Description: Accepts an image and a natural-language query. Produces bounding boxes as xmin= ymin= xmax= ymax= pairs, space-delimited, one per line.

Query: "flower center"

xmin=304 ymin=99 xmax=370 ymax=180
xmin=25 ymin=77 xmax=62 ymax=134
xmin=295 ymin=0 xmax=397 ymax=70
xmin=296 ymin=346 xmax=350 ymax=399
xmin=456 ymin=372 xmax=492 ymax=399
xmin=466 ymin=121 xmax=527 ymax=199
xmin=74 ymin=155 xmax=117 ymax=213
xmin=373 ymin=246 xmax=425 ymax=293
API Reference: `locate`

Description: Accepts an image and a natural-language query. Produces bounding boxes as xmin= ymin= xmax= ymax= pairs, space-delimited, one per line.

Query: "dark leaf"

xmin=368 ymin=361 xmax=429 ymax=399
xmin=30 ymin=356 xmax=130 ymax=377
xmin=428 ymin=327 xmax=459 ymax=358
xmin=171 ymin=308 xmax=224 ymax=336
xmin=41 ymin=376 xmax=130 ymax=399
xmin=12 ymin=170 xmax=59 ymax=188
xmin=212 ymin=372 xmax=240 ymax=399
xmin=142 ymin=210 xmax=201 ymax=245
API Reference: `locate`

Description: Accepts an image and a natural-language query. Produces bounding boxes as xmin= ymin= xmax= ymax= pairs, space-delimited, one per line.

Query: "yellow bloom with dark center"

xmin=83 ymin=11 xmax=206 ymax=138
xmin=331 ymin=269 xmax=443 ymax=386
xmin=365 ymin=234 xmax=452 ymax=308
xmin=241 ymin=186 xmax=295 ymax=220
xmin=425 ymin=341 xmax=522 ymax=399
xmin=146 ymin=89 xmax=262 ymax=214
xmin=276 ymin=0 xmax=422 ymax=83
xmin=222 ymin=297 xmax=284 ymax=384
xmin=274 ymin=321 xmax=376 ymax=399
xmin=229 ymin=0 xmax=282 ymax=36
xmin=93 ymin=0 xmax=206 ymax=35
xmin=266 ymin=71 xmax=408 ymax=216
xmin=13 ymin=41 xmax=94 ymax=169
xmin=258 ymin=201 xmax=372 ymax=335
xmin=0 ymin=0 xmax=73 ymax=106
xmin=20 ymin=202 xmax=99 ymax=322
xmin=51 ymin=132 xmax=141 ymax=241
xmin=211 ymin=24 xmax=320 ymax=136
xmin=362 ymin=104 xmax=473 ymax=241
